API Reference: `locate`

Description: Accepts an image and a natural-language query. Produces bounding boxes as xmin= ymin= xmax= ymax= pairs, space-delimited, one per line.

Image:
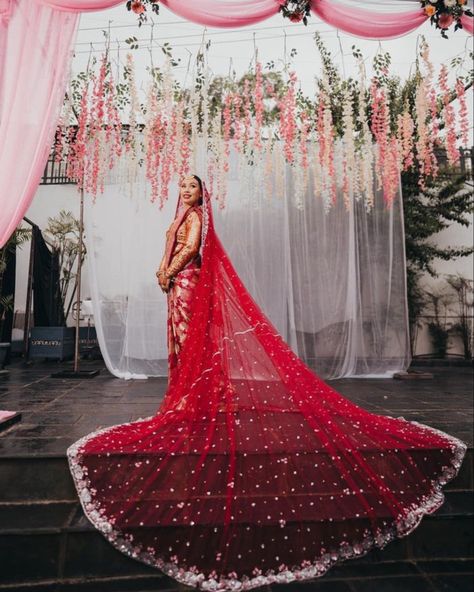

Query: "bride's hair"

xmin=191 ymin=174 xmax=203 ymax=205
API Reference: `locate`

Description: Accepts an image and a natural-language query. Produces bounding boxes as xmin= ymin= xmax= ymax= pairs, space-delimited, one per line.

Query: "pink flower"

xmin=275 ymin=0 xmax=287 ymax=5
xmin=289 ymin=12 xmax=304 ymax=22
xmin=131 ymin=1 xmax=145 ymax=15
xmin=438 ymin=12 xmax=454 ymax=28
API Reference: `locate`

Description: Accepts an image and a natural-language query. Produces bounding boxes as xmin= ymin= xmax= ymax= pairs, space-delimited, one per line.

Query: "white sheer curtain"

xmin=85 ymin=143 xmax=410 ymax=380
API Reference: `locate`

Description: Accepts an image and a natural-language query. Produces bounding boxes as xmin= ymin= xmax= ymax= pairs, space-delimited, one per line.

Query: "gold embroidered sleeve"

xmin=157 ymin=230 xmax=170 ymax=275
xmin=165 ymin=211 xmax=202 ymax=278
xmin=158 ymin=251 xmax=167 ymax=274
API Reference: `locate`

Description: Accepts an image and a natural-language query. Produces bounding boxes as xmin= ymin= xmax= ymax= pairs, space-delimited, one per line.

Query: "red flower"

xmin=289 ymin=12 xmax=304 ymax=22
xmin=438 ymin=12 xmax=454 ymax=28
xmin=131 ymin=1 xmax=145 ymax=14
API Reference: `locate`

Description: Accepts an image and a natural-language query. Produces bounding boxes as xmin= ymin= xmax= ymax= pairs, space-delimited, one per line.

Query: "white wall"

xmin=413 ymin=206 xmax=474 ymax=358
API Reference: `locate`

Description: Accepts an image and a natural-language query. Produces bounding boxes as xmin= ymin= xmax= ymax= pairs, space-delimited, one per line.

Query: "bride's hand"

xmin=162 ymin=276 xmax=171 ymax=293
xmin=157 ymin=271 xmax=171 ymax=293
xmin=156 ymin=270 xmax=167 ymax=292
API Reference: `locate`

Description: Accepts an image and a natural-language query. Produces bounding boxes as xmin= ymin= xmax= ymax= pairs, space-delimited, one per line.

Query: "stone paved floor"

xmin=0 ymin=361 xmax=472 ymax=456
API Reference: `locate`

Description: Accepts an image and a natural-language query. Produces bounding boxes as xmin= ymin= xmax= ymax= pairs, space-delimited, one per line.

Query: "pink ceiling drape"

xmin=461 ymin=13 xmax=474 ymax=34
xmin=0 ymin=0 xmax=472 ymax=247
xmin=0 ymin=0 xmax=80 ymax=247
xmin=312 ymin=0 xmax=428 ymax=39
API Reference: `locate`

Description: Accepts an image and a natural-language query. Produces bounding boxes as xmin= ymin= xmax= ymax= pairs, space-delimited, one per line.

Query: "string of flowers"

xmin=279 ymin=72 xmax=298 ymax=165
xmin=242 ymin=79 xmax=252 ymax=152
xmin=232 ymin=92 xmax=243 ymax=153
xmin=56 ymin=43 xmax=470 ymax=212
xmin=253 ymin=62 xmax=264 ymax=152
xmin=420 ymin=39 xmax=440 ymax=150
xmin=66 ymin=77 xmax=90 ymax=190
xmin=414 ymin=78 xmax=438 ymax=189
xmin=317 ymin=76 xmax=337 ymax=208
xmin=397 ymin=110 xmax=415 ymax=171
xmin=223 ymin=93 xmax=233 ymax=167
xmin=456 ymin=78 xmax=469 ymax=147
xmin=356 ymin=58 xmax=374 ymax=212
xmin=144 ymin=80 xmax=163 ymax=203
xmin=341 ymin=87 xmax=356 ymax=211
xmin=370 ymin=76 xmax=391 ymax=203
xmin=104 ymin=70 xmax=123 ymax=170
xmin=439 ymin=64 xmax=460 ymax=166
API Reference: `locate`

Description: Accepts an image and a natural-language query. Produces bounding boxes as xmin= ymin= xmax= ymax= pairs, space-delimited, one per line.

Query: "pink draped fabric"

xmin=162 ymin=0 xmax=278 ymax=28
xmin=461 ymin=13 xmax=474 ymax=34
xmin=311 ymin=0 xmax=428 ymax=39
xmin=0 ymin=0 xmax=79 ymax=247
xmin=35 ymin=0 xmax=122 ymax=11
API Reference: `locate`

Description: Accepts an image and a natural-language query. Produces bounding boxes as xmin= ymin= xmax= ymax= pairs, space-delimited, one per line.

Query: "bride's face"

xmin=180 ymin=177 xmax=201 ymax=207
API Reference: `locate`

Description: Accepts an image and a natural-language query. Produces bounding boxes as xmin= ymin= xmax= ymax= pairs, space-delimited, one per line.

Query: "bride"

xmin=68 ymin=175 xmax=466 ymax=591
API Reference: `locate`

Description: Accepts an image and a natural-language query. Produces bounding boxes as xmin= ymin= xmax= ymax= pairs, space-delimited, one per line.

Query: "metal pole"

xmin=73 ymin=188 xmax=84 ymax=373
xmin=23 ymin=226 xmax=35 ymax=359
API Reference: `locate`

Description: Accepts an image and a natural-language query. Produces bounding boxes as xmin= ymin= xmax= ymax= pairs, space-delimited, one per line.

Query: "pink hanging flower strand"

xmin=439 ymin=64 xmax=460 ymax=166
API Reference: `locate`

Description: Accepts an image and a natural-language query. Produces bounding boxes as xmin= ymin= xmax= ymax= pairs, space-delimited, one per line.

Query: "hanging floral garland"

xmin=276 ymin=0 xmax=311 ymax=25
xmin=123 ymin=0 xmax=472 ymax=37
xmin=56 ymin=39 xmax=472 ymax=213
xmin=420 ymin=0 xmax=473 ymax=37
xmin=126 ymin=0 xmax=159 ymax=25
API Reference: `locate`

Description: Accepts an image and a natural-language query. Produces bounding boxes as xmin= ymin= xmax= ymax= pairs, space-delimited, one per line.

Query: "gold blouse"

xmin=159 ymin=209 xmax=202 ymax=279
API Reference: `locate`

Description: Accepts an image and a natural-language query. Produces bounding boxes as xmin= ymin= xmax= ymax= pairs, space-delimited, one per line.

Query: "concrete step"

xmin=0 ymin=490 xmax=472 ymax=590
xmin=0 ymin=448 xmax=472 ymax=503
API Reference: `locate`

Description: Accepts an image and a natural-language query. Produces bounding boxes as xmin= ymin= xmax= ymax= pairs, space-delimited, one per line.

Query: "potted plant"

xmin=446 ymin=273 xmax=473 ymax=360
xmin=0 ymin=228 xmax=31 ymax=370
xmin=29 ymin=211 xmax=85 ymax=361
xmin=424 ymin=286 xmax=454 ymax=358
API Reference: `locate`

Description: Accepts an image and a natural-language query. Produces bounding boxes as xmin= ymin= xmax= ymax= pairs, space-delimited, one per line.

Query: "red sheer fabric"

xmin=68 ymin=186 xmax=466 ymax=591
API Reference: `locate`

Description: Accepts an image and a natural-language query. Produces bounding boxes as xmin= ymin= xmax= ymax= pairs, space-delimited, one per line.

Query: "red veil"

xmin=68 ymin=184 xmax=466 ymax=590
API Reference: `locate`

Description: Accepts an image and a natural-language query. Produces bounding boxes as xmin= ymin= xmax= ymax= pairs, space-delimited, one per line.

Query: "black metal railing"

xmin=434 ymin=146 xmax=473 ymax=181
xmin=40 ymin=153 xmax=76 ymax=185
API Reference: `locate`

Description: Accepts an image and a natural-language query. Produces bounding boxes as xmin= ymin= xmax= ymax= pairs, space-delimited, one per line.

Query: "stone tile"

xmin=408 ymin=516 xmax=474 ymax=559
xmin=57 ymin=574 xmax=180 ymax=591
xmin=0 ymin=501 xmax=76 ymax=532
xmin=0 ymin=532 xmax=61 ymax=583
xmin=433 ymin=492 xmax=474 ymax=517
xmin=416 ymin=559 xmax=474 ymax=574
xmin=19 ymin=413 xmax=84 ymax=425
xmin=0 ymin=436 xmax=73 ymax=456
xmin=63 ymin=531 xmax=157 ymax=578
xmin=324 ymin=560 xmax=420 ymax=580
xmin=270 ymin=580 xmax=353 ymax=592
xmin=350 ymin=575 xmax=435 ymax=592
xmin=0 ymin=457 xmax=75 ymax=502
xmin=428 ymin=574 xmax=474 ymax=592
xmin=0 ymin=583 xmax=59 ymax=592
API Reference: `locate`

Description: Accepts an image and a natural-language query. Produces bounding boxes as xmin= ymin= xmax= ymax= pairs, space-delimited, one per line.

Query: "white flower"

xmin=80 ymin=490 xmax=91 ymax=503
xmin=444 ymin=0 xmax=456 ymax=6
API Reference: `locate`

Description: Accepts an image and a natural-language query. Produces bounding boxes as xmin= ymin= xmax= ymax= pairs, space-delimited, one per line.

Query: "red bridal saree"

xmin=68 ymin=185 xmax=466 ymax=591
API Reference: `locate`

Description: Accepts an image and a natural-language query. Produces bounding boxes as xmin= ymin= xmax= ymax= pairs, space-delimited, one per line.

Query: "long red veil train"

xmin=68 ymin=184 xmax=466 ymax=590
